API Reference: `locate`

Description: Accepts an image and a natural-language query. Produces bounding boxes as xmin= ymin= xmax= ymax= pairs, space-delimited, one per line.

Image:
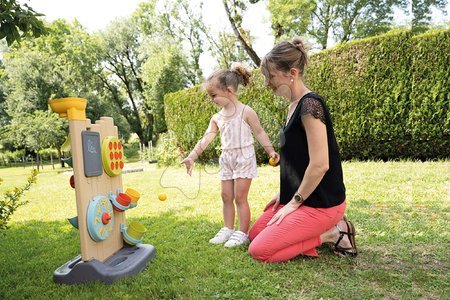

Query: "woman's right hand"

xmin=181 ymin=157 xmax=194 ymax=176
xmin=264 ymin=193 xmax=280 ymax=212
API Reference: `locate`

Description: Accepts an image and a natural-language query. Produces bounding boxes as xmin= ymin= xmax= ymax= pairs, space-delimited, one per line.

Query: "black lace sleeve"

xmin=300 ymin=97 xmax=326 ymax=124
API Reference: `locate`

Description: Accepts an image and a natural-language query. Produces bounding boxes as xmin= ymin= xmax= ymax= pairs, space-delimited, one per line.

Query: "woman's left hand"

xmin=267 ymin=201 xmax=300 ymax=226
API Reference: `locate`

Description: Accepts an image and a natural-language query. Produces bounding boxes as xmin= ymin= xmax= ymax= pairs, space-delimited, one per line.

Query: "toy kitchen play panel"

xmin=49 ymin=97 xmax=155 ymax=284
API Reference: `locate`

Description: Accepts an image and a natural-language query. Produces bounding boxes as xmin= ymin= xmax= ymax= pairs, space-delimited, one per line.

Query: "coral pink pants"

xmin=248 ymin=201 xmax=346 ymax=262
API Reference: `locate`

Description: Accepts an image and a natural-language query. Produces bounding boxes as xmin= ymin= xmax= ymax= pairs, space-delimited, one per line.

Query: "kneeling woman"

xmin=248 ymin=38 xmax=357 ymax=262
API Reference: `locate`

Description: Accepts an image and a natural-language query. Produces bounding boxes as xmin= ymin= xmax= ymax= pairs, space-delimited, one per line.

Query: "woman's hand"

xmin=267 ymin=201 xmax=300 ymax=226
xmin=181 ymin=157 xmax=194 ymax=176
xmin=264 ymin=193 xmax=280 ymax=212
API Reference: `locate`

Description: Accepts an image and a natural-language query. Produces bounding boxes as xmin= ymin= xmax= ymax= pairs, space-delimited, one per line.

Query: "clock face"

xmin=86 ymin=196 xmax=114 ymax=242
xmin=101 ymin=136 xmax=125 ymax=177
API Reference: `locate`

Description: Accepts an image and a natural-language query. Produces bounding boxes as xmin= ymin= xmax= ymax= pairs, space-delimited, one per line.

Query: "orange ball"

xmin=158 ymin=193 xmax=167 ymax=201
xmin=269 ymin=157 xmax=278 ymax=167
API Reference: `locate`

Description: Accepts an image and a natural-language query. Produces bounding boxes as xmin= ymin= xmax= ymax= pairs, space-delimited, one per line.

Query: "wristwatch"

xmin=294 ymin=192 xmax=304 ymax=205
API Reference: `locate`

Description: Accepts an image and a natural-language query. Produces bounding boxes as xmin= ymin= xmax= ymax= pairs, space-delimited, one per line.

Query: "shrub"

xmin=0 ymin=169 xmax=38 ymax=233
xmin=155 ymin=131 xmax=183 ymax=166
xmin=123 ymin=142 xmax=140 ymax=161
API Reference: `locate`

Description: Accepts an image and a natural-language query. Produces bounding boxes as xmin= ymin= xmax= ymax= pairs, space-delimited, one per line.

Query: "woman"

xmin=248 ymin=37 xmax=357 ymax=262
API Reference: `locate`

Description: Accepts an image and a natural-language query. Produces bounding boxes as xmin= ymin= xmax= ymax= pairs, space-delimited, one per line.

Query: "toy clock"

xmin=86 ymin=196 xmax=114 ymax=242
xmin=102 ymin=136 xmax=125 ymax=177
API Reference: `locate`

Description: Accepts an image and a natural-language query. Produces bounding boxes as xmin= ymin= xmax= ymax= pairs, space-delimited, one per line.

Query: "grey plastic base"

xmin=54 ymin=244 xmax=156 ymax=284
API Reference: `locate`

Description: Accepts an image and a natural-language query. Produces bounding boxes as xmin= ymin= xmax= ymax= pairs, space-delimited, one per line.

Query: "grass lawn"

xmin=0 ymin=161 xmax=449 ymax=299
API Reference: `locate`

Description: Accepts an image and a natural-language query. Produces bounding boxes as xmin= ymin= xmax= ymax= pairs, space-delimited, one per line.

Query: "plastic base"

xmin=54 ymin=244 xmax=156 ymax=284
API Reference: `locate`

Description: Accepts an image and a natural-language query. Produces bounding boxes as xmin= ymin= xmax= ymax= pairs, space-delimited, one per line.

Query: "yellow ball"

xmin=269 ymin=157 xmax=278 ymax=166
xmin=158 ymin=193 xmax=167 ymax=201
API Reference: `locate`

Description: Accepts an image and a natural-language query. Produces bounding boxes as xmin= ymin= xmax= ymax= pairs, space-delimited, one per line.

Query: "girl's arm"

xmin=245 ymin=107 xmax=278 ymax=158
xmin=181 ymin=116 xmax=219 ymax=175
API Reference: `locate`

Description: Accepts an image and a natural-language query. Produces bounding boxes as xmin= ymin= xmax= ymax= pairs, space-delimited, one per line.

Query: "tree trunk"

xmin=223 ymin=0 xmax=261 ymax=66
xmin=58 ymin=148 xmax=65 ymax=168
xmin=36 ymin=153 xmax=40 ymax=171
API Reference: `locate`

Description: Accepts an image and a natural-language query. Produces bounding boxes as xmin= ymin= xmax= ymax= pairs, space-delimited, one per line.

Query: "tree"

xmin=3 ymin=20 xmax=107 ymax=114
xmin=206 ymin=31 xmax=251 ymax=69
xmin=411 ymin=0 xmax=448 ymax=33
xmin=97 ymin=18 xmax=153 ymax=145
xmin=133 ymin=0 xmax=205 ymax=85
xmin=267 ymin=0 xmax=315 ymax=41
xmin=267 ymin=0 xmax=408 ymax=49
xmin=1 ymin=20 xmax=129 ymax=157
xmin=0 ymin=0 xmax=46 ymax=45
xmin=0 ymin=59 xmax=9 ymax=127
xmin=1 ymin=111 xmax=66 ymax=170
xmin=141 ymin=42 xmax=189 ymax=138
xmin=222 ymin=0 xmax=261 ymax=66
xmin=333 ymin=0 xmax=408 ymax=43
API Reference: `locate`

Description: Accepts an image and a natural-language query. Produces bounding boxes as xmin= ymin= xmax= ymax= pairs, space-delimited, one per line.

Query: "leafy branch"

xmin=0 ymin=169 xmax=38 ymax=233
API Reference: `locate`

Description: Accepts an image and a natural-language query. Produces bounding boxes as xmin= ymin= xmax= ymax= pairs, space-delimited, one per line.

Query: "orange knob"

xmin=102 ymin=213 xmax=111 ymax=224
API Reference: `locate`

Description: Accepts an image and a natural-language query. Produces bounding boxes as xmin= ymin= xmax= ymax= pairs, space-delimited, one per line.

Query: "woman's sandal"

xmin=334 ymin=220 xmax=358 ymax=257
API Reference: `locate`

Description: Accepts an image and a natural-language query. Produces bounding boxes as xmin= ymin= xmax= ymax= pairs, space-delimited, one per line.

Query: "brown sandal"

xmin=334 ymin=220 xmax=358 ymax=257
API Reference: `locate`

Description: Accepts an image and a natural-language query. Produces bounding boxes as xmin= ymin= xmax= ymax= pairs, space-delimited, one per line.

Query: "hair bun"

xmin=291 ymin=37 xmax=307 ymax=52
xmin=230 ymin=62 xmax=252 ymax=87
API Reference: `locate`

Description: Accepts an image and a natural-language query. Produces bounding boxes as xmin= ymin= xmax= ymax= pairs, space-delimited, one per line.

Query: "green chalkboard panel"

xmin=81 ymin=131 xmax=103 ymax=177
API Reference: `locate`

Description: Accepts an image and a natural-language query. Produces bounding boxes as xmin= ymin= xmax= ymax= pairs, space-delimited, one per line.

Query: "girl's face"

xmin=205 ymin=81 xmax=234 ymax=107
xmin=263 ymin=65 xmax=293 ymax=99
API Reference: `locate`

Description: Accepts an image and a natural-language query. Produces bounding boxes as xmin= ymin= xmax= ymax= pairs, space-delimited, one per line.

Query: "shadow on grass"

xmin=0 ymin=208 xmax=448 ymax=300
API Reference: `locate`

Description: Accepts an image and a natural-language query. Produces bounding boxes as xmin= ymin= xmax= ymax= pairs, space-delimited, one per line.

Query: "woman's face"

xmin=263 ymin=66 xmax=292 ymax=99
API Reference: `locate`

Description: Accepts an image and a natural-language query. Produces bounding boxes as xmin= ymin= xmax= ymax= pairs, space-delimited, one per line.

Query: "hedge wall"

xmin=164 ymin=29 xmax=449 ymax=162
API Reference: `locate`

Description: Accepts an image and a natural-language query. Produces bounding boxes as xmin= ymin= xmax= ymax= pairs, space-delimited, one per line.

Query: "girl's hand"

xmin=264 ymin=193 xmax=280 ymax=212
xmin=267 ymin=201 xmax=299 ymax=226
xmin=181 ymin=157 xmax=194 ymax=176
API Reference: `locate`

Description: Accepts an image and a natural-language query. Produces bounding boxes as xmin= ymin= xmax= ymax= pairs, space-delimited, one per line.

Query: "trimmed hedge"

xmin=164 ymin=29 xmax=449 ymax=162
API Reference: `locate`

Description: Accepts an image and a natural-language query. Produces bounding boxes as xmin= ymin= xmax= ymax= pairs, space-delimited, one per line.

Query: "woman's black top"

xmin=279 ymin=92 xmax=346 ymax=208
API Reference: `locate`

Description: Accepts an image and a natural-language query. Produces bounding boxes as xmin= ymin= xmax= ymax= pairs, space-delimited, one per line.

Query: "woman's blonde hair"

xmin=261 ymin=37 xmax=309 ymax=77
xmin=204 ymin=63 xmax=252 ymax=92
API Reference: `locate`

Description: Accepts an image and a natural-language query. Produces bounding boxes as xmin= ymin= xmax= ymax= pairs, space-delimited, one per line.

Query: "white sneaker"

xmin=209 ymin=227 xmax=235 ymax=244
xmin=224 ymin=231 xmax=249 ymax=248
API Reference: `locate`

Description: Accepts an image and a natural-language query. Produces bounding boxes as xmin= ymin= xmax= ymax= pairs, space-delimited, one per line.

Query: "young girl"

xmin=181 ymin=64 xmax=279 ymax=248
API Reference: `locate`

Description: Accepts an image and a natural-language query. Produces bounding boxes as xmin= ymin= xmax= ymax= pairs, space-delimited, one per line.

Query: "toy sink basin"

xmin=49 ymin=97 xmax=87 ymax=120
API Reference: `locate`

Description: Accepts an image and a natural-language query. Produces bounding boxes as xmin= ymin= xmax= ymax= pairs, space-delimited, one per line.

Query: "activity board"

xmin=49 ymin=97 xmax=155 ymax=284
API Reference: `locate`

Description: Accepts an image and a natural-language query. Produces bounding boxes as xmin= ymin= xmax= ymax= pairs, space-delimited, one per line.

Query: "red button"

xmin=110 ymin=152 xmax=114 ymax=160
xmin=102 ymin=213 xmax=111 ymax=224
xmin=120 ymin=161 xmax=124 ymax=169
xmin=109 ymin=142 xmax=113 ymax=150
xmin=114 ymin=142 xmax=117 ymax=149
xmin=70 ymin=175 xmax=75 ymax=188
xmin=111 ymin=162 xmax=115 ymax=170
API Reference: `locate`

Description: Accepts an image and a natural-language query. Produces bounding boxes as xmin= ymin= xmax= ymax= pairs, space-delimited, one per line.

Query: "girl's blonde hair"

xmin=204 ymin=63 xmax=252 ymax=92
xmin=261 ymin=37 xmax=309 ymax=77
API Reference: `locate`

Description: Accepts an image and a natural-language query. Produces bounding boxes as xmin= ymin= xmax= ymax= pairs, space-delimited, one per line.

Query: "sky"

xmin=17 ymin=0 xmax=449 ymax=74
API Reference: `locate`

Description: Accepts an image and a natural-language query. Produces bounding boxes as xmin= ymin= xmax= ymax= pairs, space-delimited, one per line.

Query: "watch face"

xmin=294 ymin=194 xmax=303 ymax=203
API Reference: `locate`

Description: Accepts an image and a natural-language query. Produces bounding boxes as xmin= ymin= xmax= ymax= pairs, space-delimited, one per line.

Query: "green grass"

xmin=0 ymin=161 xmax=449 ymax=299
